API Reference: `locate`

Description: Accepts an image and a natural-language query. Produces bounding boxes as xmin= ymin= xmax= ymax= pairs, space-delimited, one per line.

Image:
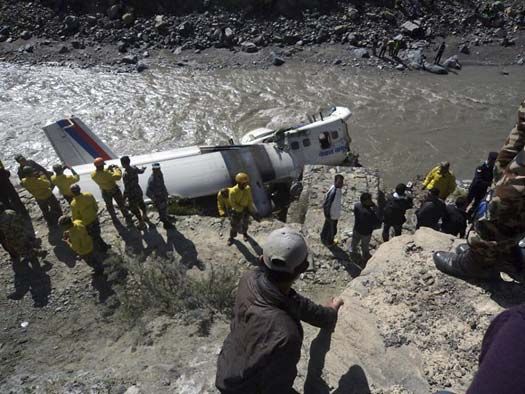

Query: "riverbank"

xmin=1 ymin=0 xmax=524 ymax=71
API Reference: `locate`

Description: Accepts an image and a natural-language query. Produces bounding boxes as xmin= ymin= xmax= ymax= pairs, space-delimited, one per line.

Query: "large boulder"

xmin=404 ymin=49 xmax=425 ymax=69
xmin=299 ymin=228 xmax=525 ymax=393
xmin=443 ymin=55 xmax=462 ymax=70
xmin=424 ymin=62 xmax=449 ymax=75
xmin=401 ymin=21 xmax=424 ymax=38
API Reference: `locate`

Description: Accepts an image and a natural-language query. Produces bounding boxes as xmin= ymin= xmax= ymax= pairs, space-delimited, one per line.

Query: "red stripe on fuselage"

xmin=70 ymin=120 xmax=112 ymax=160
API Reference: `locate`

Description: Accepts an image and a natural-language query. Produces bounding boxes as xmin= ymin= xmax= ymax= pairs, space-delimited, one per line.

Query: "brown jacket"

xmin=216 ymin=269 xmax=337 ymax=394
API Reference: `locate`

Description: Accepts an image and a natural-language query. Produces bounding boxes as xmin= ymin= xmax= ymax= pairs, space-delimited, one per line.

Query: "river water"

xmin=1 ymin=62 xmax=524 ymax=186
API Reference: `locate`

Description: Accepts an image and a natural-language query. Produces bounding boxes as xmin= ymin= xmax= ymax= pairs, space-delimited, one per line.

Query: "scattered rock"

xmin=58 ymin=45 xmax=70 ymax=54
xmin=271 ymin=52 xmax=285 ymax=66
xmin=107 ymin=5 xmax=120 ymax=20
xmin=122 ymin=55 xmax=138 ymax=64
xmin=136 ymin=62 xmax=148 ymax=72
xmin=154 ymin=15 xmax=169 ymax=35
xmin=443 ymin=55 xmax=462 ymax=70
xmin=459 ymin=44 xmax=470 ymax=55
xmin=117 ymin=41 xmax=127 ymax=53
xmin=424 ymin=62 xmax=448 ymax=74
xmin=401 ymin=21 xmax=424 ymax=38
xmin=240 ymin=41 xmax=258 ymax=53
xmin=122 ymin=13 xmax=135 ymax=27
xmin=64 ymin=15 xmax=79 ymax=32
xmin=124 ymin=386 xmax=140 ymax=394
xmin=352 ymin=48 xmax=370 ymax=59
xmin=404 ymin=49 xmax=424 ymax=69
xmin=20 ymin=30 xmax=31 ymax=40
xmin=518 ymin=58 xmax=524 ymax=65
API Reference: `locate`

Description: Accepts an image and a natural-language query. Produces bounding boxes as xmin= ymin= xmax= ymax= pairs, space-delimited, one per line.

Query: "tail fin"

xmin=43 ymin=118 xmax=116 ymax=166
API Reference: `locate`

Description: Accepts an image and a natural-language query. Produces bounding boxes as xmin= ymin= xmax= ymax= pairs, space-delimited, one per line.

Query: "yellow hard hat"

xmin=235 ymin=172 xmax=250 ymax=184
xmin=93 ymin=157 xmax=105 ymax=167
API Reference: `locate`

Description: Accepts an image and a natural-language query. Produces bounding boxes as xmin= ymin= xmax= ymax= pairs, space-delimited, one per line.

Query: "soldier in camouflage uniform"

xmin=0 ymin=203 xmax=45 ymax=266
xmin=146 ymin=163 xmax=174 ymax=229
xmin=120 ymin=156 xmax=148 ymax=229
xmin=434 ymin=98 xmax=525 ymax=280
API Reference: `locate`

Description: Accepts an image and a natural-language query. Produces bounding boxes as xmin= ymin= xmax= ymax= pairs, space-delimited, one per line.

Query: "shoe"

xmin=455 ymin=243 xmax=469 ymax=254
xmin=227 ymin=238 xmax=234 ymax=246
xmin=433 ymin=251 xmax=500 ymax=281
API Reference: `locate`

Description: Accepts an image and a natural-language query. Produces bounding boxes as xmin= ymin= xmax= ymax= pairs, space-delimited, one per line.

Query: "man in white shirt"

xmin=320 ymin=174 xmax=344 ymax=246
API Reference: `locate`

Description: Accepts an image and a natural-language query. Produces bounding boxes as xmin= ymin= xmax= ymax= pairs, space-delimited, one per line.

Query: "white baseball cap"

xmin=262 ymin=227 xmax=312 ymax=274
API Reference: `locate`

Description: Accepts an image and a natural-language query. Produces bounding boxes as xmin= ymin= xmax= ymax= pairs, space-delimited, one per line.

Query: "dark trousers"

xmin=152 ymin=197 xmax=169 ymax=223
xmin=36 ymin=195 xmax=62 ymax=226
xmin=86 ymin=219 xmax=109 ymax=251
xmin=382 ymin=223 xmax=402 ymax=242
xmin=434 ymin=51 xmax=444 ymax=64
xmin=230 ymin=210 xmax=250 ymax=238
xmin=102 ymin=187 xmax=131 ymax=219
xmin=321 ymin=218 xmax=338 ymax=245
xmin=63 ymin=194 xmax=73 ymax=204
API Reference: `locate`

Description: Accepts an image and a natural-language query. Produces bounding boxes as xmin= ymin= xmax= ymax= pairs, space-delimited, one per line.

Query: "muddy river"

xmin=1 ymin=62 xmax=524 ymax=185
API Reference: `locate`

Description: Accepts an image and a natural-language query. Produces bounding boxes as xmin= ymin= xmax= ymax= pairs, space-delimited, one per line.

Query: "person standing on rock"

xmin=0 ymin=202 xmax=46 ymax=266
xmin=21 ymin=166 xmax=62 ymax=227
xmin=416 ymin=188 xmax=446 ymax=231
xmin=146 ymin=163 xmax=174 ymax=230
xmin=70 ymin=184 xmax=110 ymax=252
xmin=59 ymin=215 xmax=104 ymax=275
xmin=0 ymin=159 xmax=28 ymax=216
xmin=91 ymin=157 xmax=133 ymax=225
xmin=321 ymin=174 xmax=344 ymax=246
xmin=350 ymin=192 xmax=381 ymax=261
xmin=382 ymin=183 xmax=413 ymax=242
xmin=441 ymin=196 xmax=468 ymax=238
xmin=466 ymin=152 xmax=498 ymax=219
xmin=51 ymin=164 xmax=79 ymax=204
xmin=434 ymin=98 xmax=525 ymax=281
xmin=120 ymin=156 xmax=148 ymax=230
xmin=227 ymin=172 xmax=259 ymax=245
xmin=216 ymin=227 xmax=344 ymax=394
xmin=379 ymin=38 xmax=388 ymax=58
xmin=434 ymin=41 xmax=446 ymax=65
xmin=422 ymin=161 xmax=456 ymax=200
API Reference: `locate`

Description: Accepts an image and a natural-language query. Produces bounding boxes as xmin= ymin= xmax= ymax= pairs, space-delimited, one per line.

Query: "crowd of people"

xmin=2 ymin=98 xmax=525 ymax=394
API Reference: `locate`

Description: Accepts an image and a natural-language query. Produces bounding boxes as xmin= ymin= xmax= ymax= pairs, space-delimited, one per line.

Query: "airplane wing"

xmin=43 ymin=118 xmax=116 ymax=166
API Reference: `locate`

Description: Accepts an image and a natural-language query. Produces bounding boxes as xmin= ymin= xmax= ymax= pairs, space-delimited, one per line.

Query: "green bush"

xmin=108 ymin=252 xmax=239 ymax=321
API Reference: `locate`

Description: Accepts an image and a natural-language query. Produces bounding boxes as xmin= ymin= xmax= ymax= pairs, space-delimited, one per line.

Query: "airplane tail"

xmin=43 ymin=118 xmax=116 ymax=166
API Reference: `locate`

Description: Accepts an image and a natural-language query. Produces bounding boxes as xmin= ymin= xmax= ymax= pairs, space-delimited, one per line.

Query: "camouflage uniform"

xmin=0 ymin=209 xmax=42 ymax=261
xmin=467 ymin=98 xmax=525 ymax=274
xmin=146 ymin=171 xmax=171 ymax=226
xmin=123 ymin=166 xmax=147 ymax=220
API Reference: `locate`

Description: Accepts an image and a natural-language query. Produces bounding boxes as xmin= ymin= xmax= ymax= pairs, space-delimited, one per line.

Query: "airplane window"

xmin=331 ymin=131 xmax=339 ymax=140
xmin=303 ymin=138 xmax=311 ymax=147
xmin=319 ymin=132 xmax=331 ymax=149
xmin=291 ymin=141 xmax=300 ymax=150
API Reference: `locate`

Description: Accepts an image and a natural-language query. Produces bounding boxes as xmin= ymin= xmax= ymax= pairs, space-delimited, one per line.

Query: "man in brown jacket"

xmin=216 ymin=227 xmax=344 ymax=394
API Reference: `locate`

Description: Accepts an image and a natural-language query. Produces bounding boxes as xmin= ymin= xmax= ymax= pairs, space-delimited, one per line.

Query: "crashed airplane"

xmin=43 ymin=106 xmax=353 ymax=216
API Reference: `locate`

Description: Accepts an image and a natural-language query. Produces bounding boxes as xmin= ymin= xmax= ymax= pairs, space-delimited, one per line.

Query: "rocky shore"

xmin=1 ymin=164 xmax=523 ymax=394
xmin=1 ymin=0 xmax=524 ymax=71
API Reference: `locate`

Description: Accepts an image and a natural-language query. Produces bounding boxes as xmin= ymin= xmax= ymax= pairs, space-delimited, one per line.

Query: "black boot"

xmin=455 ymin=243 xmax=469 ymax=254
xmin=433 ymin=250 xmax=500 ymax=281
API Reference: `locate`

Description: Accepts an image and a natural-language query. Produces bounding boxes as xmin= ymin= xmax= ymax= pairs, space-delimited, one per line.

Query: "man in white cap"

xmin=216 ymin=227 xmax=344 ymax=394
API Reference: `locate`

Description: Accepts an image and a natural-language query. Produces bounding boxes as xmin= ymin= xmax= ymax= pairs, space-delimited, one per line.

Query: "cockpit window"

xmin=319 ymin=132 xmax=331 ymax=149
xmin=291 ymin=141 xmax=300 ymax=150
xmin=331 ymin=131 xmax=339 ymax=140
xmin=303 ymin=138 xmax=311 ymax=147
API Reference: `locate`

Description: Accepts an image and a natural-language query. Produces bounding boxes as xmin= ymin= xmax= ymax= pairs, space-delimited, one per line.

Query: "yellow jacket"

xmin=71 ymin=192 xmax=98 ymax=225
xmin=229 ymin=184 xmax=255 ymax=214
xmin=67 ymin=220 xmax=93 ymax=256
xmin=51 ymin=174 xmax=80 ymax=197
xmin=21 ymin=176 xmax=53 ymax=200
xmin=423 ymin=166 xmax=457 ymax=199
xmin=217 ymin=190 xmax=232 ymax=217
xmin=91 ymin=167 xmax=122 ymax=191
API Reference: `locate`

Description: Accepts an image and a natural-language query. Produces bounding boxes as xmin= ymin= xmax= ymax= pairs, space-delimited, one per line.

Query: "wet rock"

xmin=122 ymin=55 xmax=138 ymax=64
xmin=122 ymin=13 xmax=135 ymax=27
xmin=58 ymin=45 xmax=70 ymax=54
xmin=155 ymin=15 xmax=169 ymax=35
xmin=459 ymin=44 xmax=470 ymax=54
xmin=64 ymin=15 xmax=79 ymax=32
xmin=271 ymin=52 xmax=285 ymax=66
xmin=241 ymin=41 xmax=258 ymax=53
xmin=352 ymin=48 xmax=370 ymax=58
xmin=108 ymin=5 xmax=120 ymax=20
xmin=443 ymin=55 xmax=462 ymax=70
xmin=20 ymin=30 xmax=32 ymax=40
xmin=402 ymin=21 xmax=424 ymax=38
xmin=136 ymin=62 xmax=148 ymax=72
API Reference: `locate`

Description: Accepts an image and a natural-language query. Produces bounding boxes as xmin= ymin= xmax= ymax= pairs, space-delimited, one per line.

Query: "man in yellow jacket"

xmin=90 ymin=157 xmax=132 ymax=224
xmin=422 ymin=161 xmax=456 ymax=200
xmin=21 ymin=166 xmax=62 ymax=226
xmin=51 ymin=164 xmax=79 ymax=204
xmin=227 ymin=173 xmax=259 ymax=245
xmin=70 ymin=184 xmax=110 ymax=252
xmin=59 ymin=215 xmax=103 ymax=275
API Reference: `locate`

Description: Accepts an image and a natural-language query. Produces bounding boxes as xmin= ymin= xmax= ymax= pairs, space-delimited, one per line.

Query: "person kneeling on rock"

xmin=216 ymin=227 xmax=344 ymax=394
xmin=59 ymin=215 xmax=104 ymax=275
